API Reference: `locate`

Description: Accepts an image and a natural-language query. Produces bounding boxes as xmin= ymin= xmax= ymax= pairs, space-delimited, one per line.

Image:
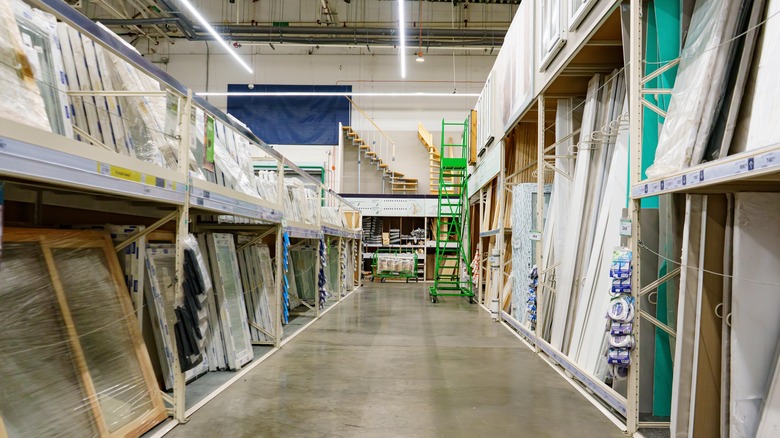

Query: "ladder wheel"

xmin=469 ymin=297 xmax=475 ymax=304
xmin=431 ymin=296 xmax=439 ymax=304
xmin=381 ymin=278 xmax=386 ymax=283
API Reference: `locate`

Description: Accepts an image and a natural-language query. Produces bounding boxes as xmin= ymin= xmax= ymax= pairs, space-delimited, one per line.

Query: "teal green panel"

xmin=641 ymin=4 xmax=660 ymax=209
xmin=653 ymin=262 xmax=674 ymax=417
xmin=649 ymin=0 xmax=681 ymax=419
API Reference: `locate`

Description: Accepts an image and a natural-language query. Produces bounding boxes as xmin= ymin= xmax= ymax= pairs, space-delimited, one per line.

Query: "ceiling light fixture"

xmin=398 ymin=0 xmax=406 ymax=78
xmin=197 ymin=91 xmax=480 ymax=97
xmin=416 ymin=51 xmax=425 ymax=62
xmin=176 ymin=0 xmax=253 ymax=73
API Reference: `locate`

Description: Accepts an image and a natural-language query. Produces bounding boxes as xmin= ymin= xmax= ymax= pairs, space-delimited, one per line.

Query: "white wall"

xmin=139 ymin=41 xmax=495 ymax=193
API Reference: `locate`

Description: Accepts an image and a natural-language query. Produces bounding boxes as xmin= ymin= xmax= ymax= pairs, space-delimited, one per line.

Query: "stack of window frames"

xmin=236 ymin=240 xmax=276 ymax=343
xmin=205 ymin=233 xmax=254 ymax=370
xmin=145 ymin=244 xmax=210 ymax=388
xmin=290 ymin=246 xmax=318 ymax=303
xmin=12 ymin=0 xmax=71 ymax=137
xmin=0 ymin=229 xmax=166 ymax=437
xmin=197 ymin=234 xmax=228 ymax=370
xmin=0 ymin=0 xmax=49 ymax=132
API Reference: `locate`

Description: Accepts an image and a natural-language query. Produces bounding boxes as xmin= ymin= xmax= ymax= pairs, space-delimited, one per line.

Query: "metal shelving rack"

xmin=1 ymin=0 xmax=362 ymax=432
xmin=624 ymin=1 xmax=780 ymax=434
xmin=468 ymin=0 xmax=780 ymax=435
xmin=467 ymin=0 xmax=635 ymax=433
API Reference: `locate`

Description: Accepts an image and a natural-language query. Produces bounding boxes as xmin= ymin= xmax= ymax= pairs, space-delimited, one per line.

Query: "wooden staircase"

xmin=342 ymin=125 xmax=418 ymax=194
xmin=418 ymin=123 xmax=442 ymax=194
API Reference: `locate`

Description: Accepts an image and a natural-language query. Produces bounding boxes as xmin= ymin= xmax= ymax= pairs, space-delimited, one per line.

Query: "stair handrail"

xmin=417 ymin=123 xmax=438 ymax=155
xmin=346 ymin=97 xmax=396 ymax=162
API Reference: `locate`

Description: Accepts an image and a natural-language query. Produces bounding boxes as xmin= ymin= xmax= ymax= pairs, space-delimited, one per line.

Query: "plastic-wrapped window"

xmin=0 ymin=229 xmax=166 ymax=437
xmin=13 ymin=1 xmax=69 ymax=136
xmin=0 ymin=0 xmax=50 ymax=132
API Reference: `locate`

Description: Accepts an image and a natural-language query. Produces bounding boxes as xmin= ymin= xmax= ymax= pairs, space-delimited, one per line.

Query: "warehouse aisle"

xmin=166 ymin=283 xmax=624 ymax=438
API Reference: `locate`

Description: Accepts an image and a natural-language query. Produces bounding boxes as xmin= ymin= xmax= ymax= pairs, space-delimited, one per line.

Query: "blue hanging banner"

xmin=227 ymin=84 xmax=352 ymax=145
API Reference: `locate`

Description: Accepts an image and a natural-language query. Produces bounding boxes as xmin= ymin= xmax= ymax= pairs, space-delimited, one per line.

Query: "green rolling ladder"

xmin=429 ymin=119 xmax=474 ymax=303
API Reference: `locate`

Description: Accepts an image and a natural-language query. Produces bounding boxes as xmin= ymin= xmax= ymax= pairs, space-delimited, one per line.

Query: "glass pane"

xmin=214 ymin=238 xmax=250 ymax=356
xmin=291 ymin=248 xmax=317 ymax=301
xmin=0 ymin=243 xmax=98 ymax=437
xmin=52 ymin=247 xmax=155 ymax=434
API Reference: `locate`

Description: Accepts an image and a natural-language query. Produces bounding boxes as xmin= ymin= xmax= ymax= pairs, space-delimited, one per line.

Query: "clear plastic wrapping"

xmin=290 ymin=246 xmax=318 ymax=301
xmin=100 ymin=33 xmax=170 ymax=166
xmin=203 ymin=233 xmax=254 ymax=370
xmin=256 ymin=171 xmax=279 ymax=205
xmin=646 ymin=0 xmax=740 ymax=177
xmin=375 ymin=253 xmax=416 ymax=274
xmin=322 ymin=206 xmax=346 ymax=227
xmin=0 ymin=0 xmax=50 ymax=132
xmin=214 ymin=131 xmax=259 ymax=198
xmin=0 ymin=228 xmax=167 ymax=437
xmin=12 ymin=0 xmax=71 ymax=136
xmin=236 ymin=237 xmax=276 ymax=343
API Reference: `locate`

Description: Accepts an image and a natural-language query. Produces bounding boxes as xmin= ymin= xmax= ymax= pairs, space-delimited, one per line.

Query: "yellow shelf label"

xmin=110 ymin=165 xmax=141 ymax=182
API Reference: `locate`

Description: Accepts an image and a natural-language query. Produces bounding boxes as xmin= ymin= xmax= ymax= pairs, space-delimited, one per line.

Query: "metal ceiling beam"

xmin=97 ymin=20 xmax=505 ymax=39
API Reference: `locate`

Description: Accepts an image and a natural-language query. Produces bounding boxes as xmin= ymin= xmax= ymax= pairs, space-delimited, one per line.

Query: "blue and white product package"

xmin=607 ymin=295 xmax=635 ymax=323
xmin=609 ymin=247 xmax=633 ymax=279
xmin=611 ymin=277 xmax=632 ymax=294
xmin=609 ymin=334 xmax=635 ymax=349
xmin=605 ymin=247 xmax=634 ymax=370
xmin=610 ymin=322 xmax=633 ymax=336
xmin=607 ymin=348 xmax=631 ymax=365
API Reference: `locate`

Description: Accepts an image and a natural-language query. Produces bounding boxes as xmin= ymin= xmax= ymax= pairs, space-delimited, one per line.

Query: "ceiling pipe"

xmin=97 ymin=20 xmax=503 ymax=39
xmin=203 ymin=25 xmax=502 ymax=38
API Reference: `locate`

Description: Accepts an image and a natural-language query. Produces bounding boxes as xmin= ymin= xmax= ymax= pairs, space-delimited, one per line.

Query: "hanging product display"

xmin=605 ymin=247 xmax=634 ymax=381
xmin=318 ymin=237 xmax=328 ymax=310
xmin=282 ymin=231 xmax=291 ymax=324
xmin=0 ymin=229 xmax=167 ymax=437
xmin=527 ymin=265 xmax=538 ymax=328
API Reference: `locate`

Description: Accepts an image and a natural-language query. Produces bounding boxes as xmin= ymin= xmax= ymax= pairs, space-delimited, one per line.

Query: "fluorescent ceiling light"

xmin=197 ymin=91 xmax=480 ymax=97
xmin=177 ymin=0 xmax=253 ymax=74
xmin=398 ymin=0 xmax=406 ymax=78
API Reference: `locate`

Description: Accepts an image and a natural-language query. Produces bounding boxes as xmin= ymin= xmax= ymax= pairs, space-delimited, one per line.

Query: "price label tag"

xmin=529 ymin=230 xmax=542 ymax=241
xmin=619 ymin=219 xmax=632 ymax=236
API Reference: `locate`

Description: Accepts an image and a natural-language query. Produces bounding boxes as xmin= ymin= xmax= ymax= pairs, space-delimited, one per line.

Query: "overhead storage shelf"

xmin=284 ymin=221 xmax=323 ymax=239
xmin=631 ymin=145 xmax=780 ymax=198
xmin=190 ymin=179 xmax=283 ymax=222
xmin=0 ymin=118 xmax=187 ymax=205
xmin=322 ymin=223 xmax=360 ymax=239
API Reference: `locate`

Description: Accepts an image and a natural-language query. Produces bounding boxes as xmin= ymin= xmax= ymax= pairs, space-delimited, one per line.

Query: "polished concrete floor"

xmin=167 ymin=283 xmax=624 ymax=438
